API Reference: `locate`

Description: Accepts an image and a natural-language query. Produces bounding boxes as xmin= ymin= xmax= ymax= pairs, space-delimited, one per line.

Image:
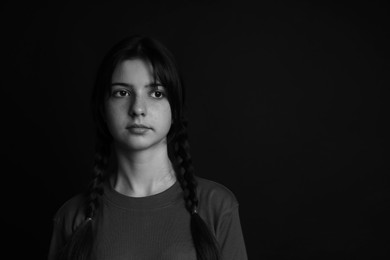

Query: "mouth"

xmin=127 ymin=124 xmax=152 ymax=129
xmin=126 ymin=124 xmax=153 ymax=134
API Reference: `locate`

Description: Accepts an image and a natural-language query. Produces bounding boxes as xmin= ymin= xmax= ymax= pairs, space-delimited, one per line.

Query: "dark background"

xmin=2 ymin=0 xmax=388 ymax=259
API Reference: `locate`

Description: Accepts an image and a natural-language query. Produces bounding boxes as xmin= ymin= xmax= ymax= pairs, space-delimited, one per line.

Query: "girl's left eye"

xmin=151 ymin=90 xmax=165 ymax=99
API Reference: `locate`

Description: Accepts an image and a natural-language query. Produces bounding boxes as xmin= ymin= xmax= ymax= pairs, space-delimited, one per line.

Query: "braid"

xmin=60 ymin=140 xmax=110 ymax=260
xmin=87 ymin=141 xmax=109 ymax=219
xmin=172 ymin=120 xmax=221 ymax=260
xmin=174 ymin=122 xmax=198 ymax=213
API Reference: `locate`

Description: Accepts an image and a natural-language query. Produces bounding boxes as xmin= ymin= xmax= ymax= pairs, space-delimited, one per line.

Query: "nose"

xmin=129 ymin=95 xmax=146 ymax=117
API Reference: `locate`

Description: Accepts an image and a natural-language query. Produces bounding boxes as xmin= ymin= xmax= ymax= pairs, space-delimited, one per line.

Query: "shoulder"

xmin=196 ymin=177 xmax=239 ymax=215
xmin=48 ymin=194 xmax=89 ymax=259
xmin=53 ymin=193 xmax=88 ymax=236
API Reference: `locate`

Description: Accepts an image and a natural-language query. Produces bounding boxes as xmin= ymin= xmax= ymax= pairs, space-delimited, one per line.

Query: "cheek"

xmin=104 ymin=102 xmax=128 ymax=129
xmin=154 ymin=102 xmax=172 ymax=128
xmin=163 ymin=103 xmax=173 ymax=126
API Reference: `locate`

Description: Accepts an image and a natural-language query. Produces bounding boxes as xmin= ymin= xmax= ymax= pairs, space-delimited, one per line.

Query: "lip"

xmin=126 ymin=124 xmax=152 ymax=134
xmin=127 ymin=124 xmax=152 ymax=129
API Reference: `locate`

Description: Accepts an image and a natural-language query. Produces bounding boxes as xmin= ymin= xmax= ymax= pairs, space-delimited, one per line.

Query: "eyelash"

xmin=112 ymin=90 xmax=130 ymax=97
xmin=151 ymin=90 xmax=165 ymax=98
xmin=111 ymin=89 xmax=166 ymax=99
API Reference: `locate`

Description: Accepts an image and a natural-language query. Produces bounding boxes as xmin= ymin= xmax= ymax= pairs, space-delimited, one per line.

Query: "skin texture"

xmin=105 ymin=59 xmax=172 ymax=152
xmin=104 ymin=59 xmax=175 ymax=197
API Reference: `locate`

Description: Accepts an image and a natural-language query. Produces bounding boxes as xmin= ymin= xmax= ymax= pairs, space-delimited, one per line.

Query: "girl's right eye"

xmin=112 ymin=90 xmax=130 ymax=97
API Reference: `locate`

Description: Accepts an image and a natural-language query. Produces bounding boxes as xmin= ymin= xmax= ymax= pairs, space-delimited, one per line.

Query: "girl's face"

xmin=105 ymin=59 xmax=172 ymax=151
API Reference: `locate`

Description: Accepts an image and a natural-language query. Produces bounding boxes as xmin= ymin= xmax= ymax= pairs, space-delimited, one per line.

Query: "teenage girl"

xmin=48 ymin=35 xmax=247 ymax=260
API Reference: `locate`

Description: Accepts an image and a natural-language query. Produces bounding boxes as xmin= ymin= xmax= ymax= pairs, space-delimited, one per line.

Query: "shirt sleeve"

xmin=48 ymin=194 xmax=87 ymax=260
xmin=48 ymin=217 xmax=66 ymax=260
xmin=216 ymin=205 xmax=248 ymax=260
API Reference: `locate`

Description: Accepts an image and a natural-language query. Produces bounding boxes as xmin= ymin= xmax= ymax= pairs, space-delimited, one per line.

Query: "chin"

xmin=119 ymin=137 xmax=167 ymax=152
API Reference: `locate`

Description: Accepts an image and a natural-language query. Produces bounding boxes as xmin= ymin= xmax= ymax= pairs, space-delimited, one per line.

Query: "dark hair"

xmin=61 ymin=35 xmax=220 ymax=260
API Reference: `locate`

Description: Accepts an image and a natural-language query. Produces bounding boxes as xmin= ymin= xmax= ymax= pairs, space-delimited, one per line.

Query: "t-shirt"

xmin=48 ymin=177 xmax=247 ymax=260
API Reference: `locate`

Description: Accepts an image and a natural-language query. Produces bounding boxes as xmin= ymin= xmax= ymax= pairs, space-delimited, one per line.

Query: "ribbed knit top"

xmin=103 ymin=179 xmax=182 ymax=210
xmin=48 ymin=177 xmax=248 ymax=260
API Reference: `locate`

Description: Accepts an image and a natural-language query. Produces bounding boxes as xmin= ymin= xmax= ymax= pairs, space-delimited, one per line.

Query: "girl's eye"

xmin=151 ymin=90 xmax=165 ymax=99
xmin=112 ymin=90 xmax=130 ymax=97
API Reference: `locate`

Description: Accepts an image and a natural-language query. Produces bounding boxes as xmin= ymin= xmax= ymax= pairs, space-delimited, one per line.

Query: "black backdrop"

xmin=2 ymin=0 xmax=388 ymax=259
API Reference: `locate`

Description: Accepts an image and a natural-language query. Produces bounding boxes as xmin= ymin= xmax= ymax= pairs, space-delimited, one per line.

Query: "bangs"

xmin=149 ymin=56 xmax=179 ymax=101
xmin=111 ymin=43 xmax=181 ymax=103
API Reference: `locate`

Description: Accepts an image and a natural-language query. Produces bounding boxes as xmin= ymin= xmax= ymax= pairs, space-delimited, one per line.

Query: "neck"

xmin=112 ymin=144 xmax=176 ymax=197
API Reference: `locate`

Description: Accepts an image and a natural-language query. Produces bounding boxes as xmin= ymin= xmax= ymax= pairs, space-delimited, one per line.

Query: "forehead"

xmin=111 ymin=59 xmax=155 ymax=84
